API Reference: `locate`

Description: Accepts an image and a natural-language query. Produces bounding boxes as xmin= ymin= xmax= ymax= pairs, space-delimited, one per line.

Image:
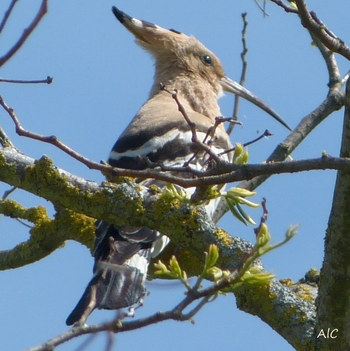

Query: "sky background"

xmin=0 ymin=1 xmax=349 ymax=350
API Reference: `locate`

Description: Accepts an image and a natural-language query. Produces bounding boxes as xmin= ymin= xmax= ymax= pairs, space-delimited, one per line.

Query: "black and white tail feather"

xmin=66 ymin=222 xmax=168 ymax=326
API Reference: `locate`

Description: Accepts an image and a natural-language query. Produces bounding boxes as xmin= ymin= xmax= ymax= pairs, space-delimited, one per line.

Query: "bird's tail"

xmin=65 ymin=251 xmax=149 ymax=326
xmin=66 ymin=223 xmax=167 ymax=326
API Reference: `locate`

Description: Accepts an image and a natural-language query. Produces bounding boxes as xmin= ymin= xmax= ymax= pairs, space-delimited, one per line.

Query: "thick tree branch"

xmin=0 ymin=202 xmax=94 ymax=269
xmin=315 ymin=71 xmax=350 ymax=350
xmin=0 ymin=147 xmax=316 ymax=348
xmin=0 ymin=147 xmax=252 ymax=273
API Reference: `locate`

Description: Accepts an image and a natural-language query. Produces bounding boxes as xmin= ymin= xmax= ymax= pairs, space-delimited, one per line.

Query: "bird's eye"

xmin=202 ymin=55 xmax=212 ymax=65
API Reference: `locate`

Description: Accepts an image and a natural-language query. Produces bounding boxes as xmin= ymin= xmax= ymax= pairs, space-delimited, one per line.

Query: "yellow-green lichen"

xmin=280 ymin=277 xmax=317 ymax=302
xmin=0 ymin=151 xmax=22 ymax=186
xmin=235 ymin=281 xmax=277 ymax=319
xmin=104 ymin=174 xmax=136 ymax=184
xmin=213 ymin=228 xmax=234 ymax=247
xmin=23 ymin=156 xmax=84 ymax=208
xmin=280 ymin=278 xmax=295 ymax=287
xmin=55 ymin=209 xmax=95 ymax=250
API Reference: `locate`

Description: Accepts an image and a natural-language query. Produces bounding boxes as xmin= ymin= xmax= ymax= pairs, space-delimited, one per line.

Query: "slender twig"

xmin=144 ymin=158 xmax=204 ymax=177
xmin=73 ymin=334 xmax=98 ymax=351
xmin=2 ymin=183 xmax=33 ymax=228
xmin=26 ymin=262 xmax=243 ymax=351
xmin=230 ymin=1 xmax=346 ymax=202
xmin=0 ymin=0 xmax=48 ymax=67
xmin=219 ymin=129 xmax=272 ymax=156
xmin=2 ymin=186 xmax=16 ymax=199
xmin=273 ymin=0 xmax=350 ymax=60
xmin=1 ymin=94 xmax=349 ymax=189
xmin=294 ymin=0 xmax=350 ymax=59
xmin=0 ymin=0 xmax=18 ymax=33
xmin=0 ymin=94 xmax=212 ymax=185
xmin=160 ymin=84 xmax=223 ymax=164
xmin=310 ymin=11 xmax=337 ymax=41
xmin=270 ymin=0 xmax=298 ymax=14
xmin=105 ymin=332 xmax=115 ymax=351
xmin=2 ymin=105 xmax=350 ymax=190
xmin=184 ymin=117 xmax=240 ymax=167
xmin=0 ymin=95 xmax=107 ymax=171
xmin=254 ymin=0 xmax=270 ymax=17
xmin=227 ymin=12 xmax=249 ymax=136
xmin=253 ymin=197 xmax=268 ymax=236
xmin=0 ymin=76 xmax=53 ymax=84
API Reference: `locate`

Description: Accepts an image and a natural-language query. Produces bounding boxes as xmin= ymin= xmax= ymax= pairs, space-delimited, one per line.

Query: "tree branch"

xmin=0 ymin=146 xmax=317 ymax=348
xmin=0 ymin=147 xmax=252 ymax=273
xmin=294 ymin=0 xmax=350 ymax=61
xmin=227 ymin=12 xmax=249 ymax=135
xmin=0 ymin=76 xmax=53 ymax=84
xmin=272 ymin=0 xmax=350 ymax=61
xmin=315 ymin=68 xmax=350 ymax=349
xmin=26 ymin=239 xmax=315 ymax=351
xmin=0 ymin=202 xmax=94 ymax=269
xmin=0 ymin=0 xmax=18 ymax=33
xmin=0 ymin=0 xmax=48 ymax=67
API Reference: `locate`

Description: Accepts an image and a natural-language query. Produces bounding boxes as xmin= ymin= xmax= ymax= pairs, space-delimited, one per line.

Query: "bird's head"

xmin=112 ymin=6 xmax=291 ymax=130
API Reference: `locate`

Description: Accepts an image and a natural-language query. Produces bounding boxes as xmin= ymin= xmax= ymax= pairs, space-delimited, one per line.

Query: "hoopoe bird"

xmin=66 ymin=6 xmax=291 ymax=326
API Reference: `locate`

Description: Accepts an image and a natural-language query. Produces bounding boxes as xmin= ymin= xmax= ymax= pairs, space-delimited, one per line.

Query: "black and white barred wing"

xmin=108 ymin=95 xmax=233 ymax=170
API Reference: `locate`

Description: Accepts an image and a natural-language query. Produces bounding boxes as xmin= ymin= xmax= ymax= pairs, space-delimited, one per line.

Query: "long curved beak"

xmin=221 ymin=76 xmax=292 ymax=131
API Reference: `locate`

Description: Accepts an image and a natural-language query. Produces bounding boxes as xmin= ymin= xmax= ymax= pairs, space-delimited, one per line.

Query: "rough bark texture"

xmin=315 ymin=75 xmax=350 ymax=350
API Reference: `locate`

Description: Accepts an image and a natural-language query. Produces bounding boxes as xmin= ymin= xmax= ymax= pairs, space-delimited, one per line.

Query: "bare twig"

xmin=0 ymin=0 xmax=18 ymax=33
xmin=0 ymin=95 xmax=108 ymax=171
xmin=23 ymin=285 xmax=216 ymax=351
xmin=105 ymin=332 xmax=115 ymax=351
xmin=74 ymin=334 xmax=98 ymax=351
xmin=225 ymin=2 xmax=347 ymax=213
xmin=294 ymin=0 xmax=350 ymax=60
xmin=160 ymin=84 xmax=223 ymax=164
xmin=227 ymin=12 xmax=249 ymax=136
xmin=2 ymin=146 xmax=350 ymax=194
xmin=0 ymin=0 xmax=48 ymax=67
xmin=184 ymin=116 xmax=240 ymax=167
xmin=254 ymin=0 xmax=270 ymax=17
xmin=219 ymin=129 xmax=273 ymax=156
xmin=273 ymin=0 xmax=350 ymax=60
xmin=27 ymin=250 xmax=251 ymax=351
xmin=0 ymin=90 xmax=346 ymax=191
xmin=2 ymin=186 xmax=16 ymax=199
xmin=254 ymin=197 xmax=268 ymax=236
xmin=0 ymin=76 xmax=53 ymax=84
